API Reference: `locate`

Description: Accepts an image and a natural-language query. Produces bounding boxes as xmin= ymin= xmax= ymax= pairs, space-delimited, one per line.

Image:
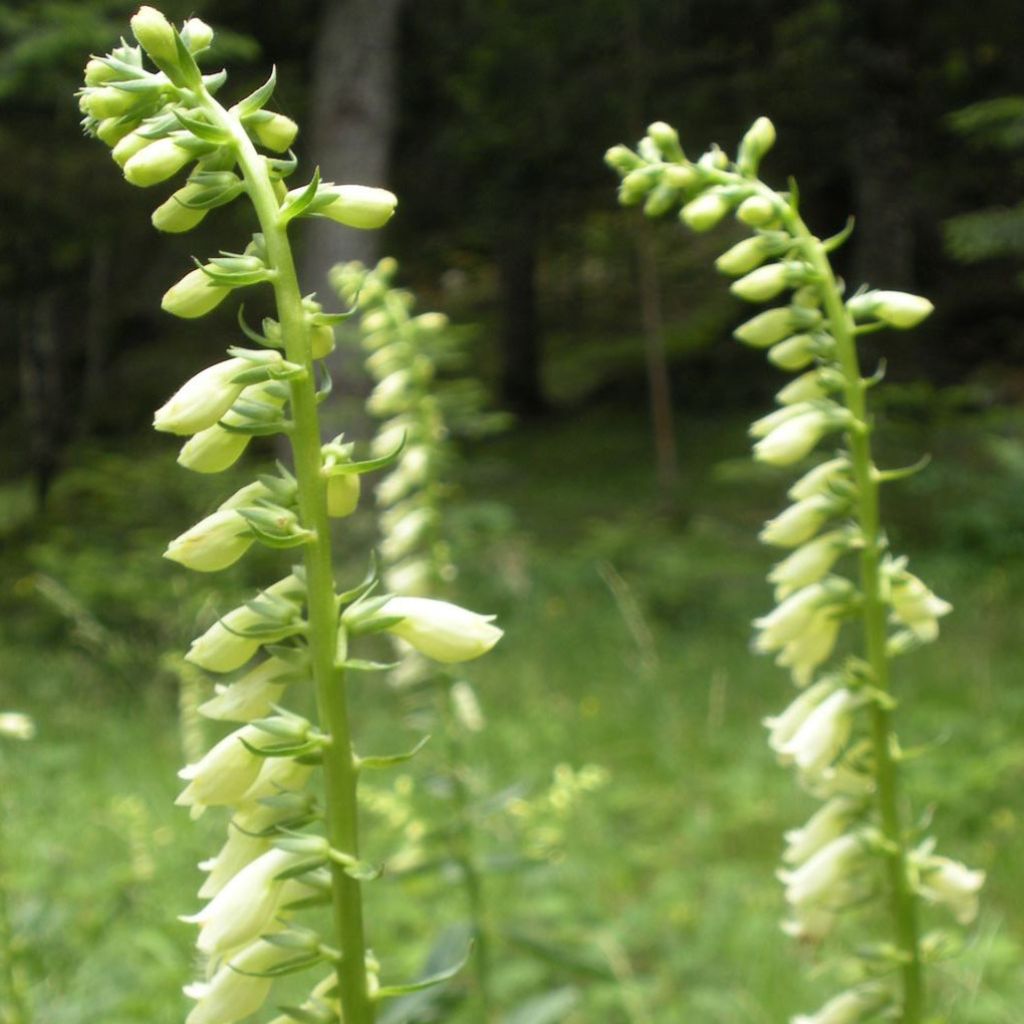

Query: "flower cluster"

xmin=82 ymin=10 xmax=500 ymax=1023
xmin=609 ymin=118 xmax=982 ymax=1023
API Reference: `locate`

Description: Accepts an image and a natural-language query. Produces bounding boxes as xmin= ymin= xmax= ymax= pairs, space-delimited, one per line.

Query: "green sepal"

xmin=236 ymin=65 xmax=278 ymax=116
xmin=96 ymin=55 xmax=148 ymax=81
xmin=217 ymin=418 xmax=291 ymax=437
xmin=312 ymin=308 xmax=358 ymax=326
xmin=237 ymin=305 xmax=279 ymax=348
xmin=108 ymin=76 xmax=165 ymax=95
xmin=373 ymin=946 xmax=471 ymax=1001
xmin=181 ymin=181 xmax=245 ymax=210
xmin=232 ymin=952 xmax=323 ymax=979
xmin=172 ymin=108 xmax=231 ymax=144
xmin=273 ymin=857 xmax=330 ymax=881
xmin=266 ymin=150 xmax=299 ymax=180
xmin=281 ymin=891 xmax=333 ymax=912
xmin=343 ymin=859 xmax=384 ymax=882
xmin=239 ymin=736 xmax=321 ymax=760
xmin=342 ymin=659 xmax=401 ymax=672
xmin=324 ymin=434 xmax=406 ymax=477
xmin=280 ymin=167 xmax=322 ymax=225
xmin=276 ymin=1005 xmax=337 ymax=1024
xmin=171 ymin=28 xmax=204 ymax=89
xmin=336 ymin=558 xmax=380 ymax=608
xmin=137 ymin=111 xmax=180 ymax=139
xmin=230 ymin=363 xmax=306 ymax=386
xmin=261 ymin=926 xmax=322 ymax=952
xmin=823 ymin=215 xmax=856 ymax=253
xmin=201 ymin=70 xmax=228 ymax=94
xmin=356 ymin=735 xmax=431 ymax=772
xmin=237 ymin=512 xmax=313 ymax=550
xmin=263 ymin=643 xmax=310 ymax=667
xmin=196 ymin=264 xmax=270 ymax=288
xmin=315 ymin=363 xmax=333 ymax=403
xmin=253 ymin=710 xmax=311 ymax=740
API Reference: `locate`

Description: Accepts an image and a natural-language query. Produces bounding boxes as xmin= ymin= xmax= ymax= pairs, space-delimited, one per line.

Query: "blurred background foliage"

xmin=2 ymin=0 xmax=1024 ymax=1021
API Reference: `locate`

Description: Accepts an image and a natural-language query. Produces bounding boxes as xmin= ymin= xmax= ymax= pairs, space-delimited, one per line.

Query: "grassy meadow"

xmin=1 ymin=397 xmax=1023 ymax=1023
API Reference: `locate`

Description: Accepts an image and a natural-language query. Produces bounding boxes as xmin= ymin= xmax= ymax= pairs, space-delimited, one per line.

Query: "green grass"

xmin=2 ymin=402 xmax=1023 ymax=1022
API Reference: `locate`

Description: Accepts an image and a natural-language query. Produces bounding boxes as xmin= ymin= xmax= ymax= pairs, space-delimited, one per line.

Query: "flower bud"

xmin=680 ymin=191 xmax=731 ymax=232
xmin=95 ymin=117 xmax=138 ymax=147
xmin=184 ymin=939 xmax=287 ymax=1024
xmin=779 ymin=687 xmax=858 ymax=774
xmin=788 ymin=456 xmax=852 ymax=502
xmin=646 ymin=121 xmax=684 ymax=161
xmin=775 ymin=606 xmax=843 ymax=686
xmin=776 ymin=369 xmax=837 ymax=405
xmin=767 ymin=332 xmax=819 ymax=370
xmin=182 ymin=847 xmax=305 ymax=955
xmin=80 ymin=85 xmax=137 ymax=119
xmin=736 ymin=194 xmax=778 ymax=227
xmin=768 ymin=529 xmax=852 ymax=599
xmin=783 ymin=798 xmax=860 ymax=866
xmin=84 ymin=58 xmax=118 ymax=86
xmin=252 ymin=113 xmax=299 ymax=153
xmin=178 ymin=424 xmax=249 ymax=474
xmin=663 ymin=164 xmax=697 ymax=190
xmin=198 ymin=657 xmax=293 ymax=722
xmin=760 ymin=493 xmax=841 ymax=548
xmin=165 ymin=508 xmax=254 ymax=572
xmin=309 ymin=321 xmax=335 ymax=358
xmin=643 ymin=183 xmax=681 ymax=218
xmin=154 ymin=356 xmax=252 ymax=434
xmin=374 ymin=596 xmax=502 ymax=663
xmin=753 ymin=407 xmax=846 ymax=466
xmin=131 ymin=6 xmax=179 ymax=67
xmin=161 ymin=267 xmax=232 ymax=319
xmin=604 ymin=144 xmax=643 ymax=175
xmin=124 ymin=136 xmax=193 ymax=187
xmin=734 ymin=307 xmax=795 ymax=348
xmin=618 ymin=165 xmax=661 ymax=205
xmin=152 ymin=182 xmax=209 ymax=233
xmin=112 ymin=129 xmax=152 ymax=168
xmin=176 ymin=724 xmax=266 ymax=814
xmin=737 ymin=116 xmax=776 ymax=174
xmin=242 ymin=754 xmax=313 ymax=804
xmin=181 ymin=17 xmax=214 ymax=53
xmin=731 ymin=260 xmax=804 ymax=303
xmin=778 ymin=832 xmax=862 ymax=908
xmin=764 ymin=678 xmax=835 ymax=755
xmin=847 ymin=289 xmax=934 ymax=329
xmin=887 ymin=564 xmax=952 ymax=642
xmin=326 ymin=473 xmax=360 ymax=518
xmin=914 ymin=854 xmax=984 ymax=924
xmin=792 ymin=987 xmax=882 ymax=1024
xmin=319 ymin=185 xmax=397 ymax=229
xmin=715 ymin=235 xmax=775 ymax=277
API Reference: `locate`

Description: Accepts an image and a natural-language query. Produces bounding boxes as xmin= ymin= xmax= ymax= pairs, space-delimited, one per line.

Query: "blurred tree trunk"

xmin=302 ymin=0 xmax=404 ymax=431
xmin=303 ymin=0 xmax=403 ymax=295
xmin=846 ymin=1 xmax=915 ymax=289
xmin=497 ymin=212 xmax=547 ymax=415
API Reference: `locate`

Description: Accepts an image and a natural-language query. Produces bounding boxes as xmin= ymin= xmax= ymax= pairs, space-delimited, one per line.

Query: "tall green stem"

xmin=197 ymin=88 xmax=375 ymax=1024
xmin=780 ymin=203 xmax=924 ymax=1022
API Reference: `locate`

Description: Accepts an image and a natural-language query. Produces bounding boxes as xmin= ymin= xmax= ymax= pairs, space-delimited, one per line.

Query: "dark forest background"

xmin=4 ymin=0 xmax=1024 ymax=497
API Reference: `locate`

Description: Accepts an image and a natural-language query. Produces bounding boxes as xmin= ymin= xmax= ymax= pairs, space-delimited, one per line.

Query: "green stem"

xmin=0 ymin=771 xmax=29 ymax=1024
xmin=779 ymin=202 xmax=925 ymax=1022
xmin=197 ymin=91 xmax=374 ymax=1023
xmin=435 ymin=676 xmax=495 ymax=1021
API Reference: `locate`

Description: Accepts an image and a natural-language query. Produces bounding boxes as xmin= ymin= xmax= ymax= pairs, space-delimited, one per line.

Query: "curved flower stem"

xmin=777 ymin=198 xmax=925 ymax=1023
xmin=195 ymin=87 xmax=375 ymax=1023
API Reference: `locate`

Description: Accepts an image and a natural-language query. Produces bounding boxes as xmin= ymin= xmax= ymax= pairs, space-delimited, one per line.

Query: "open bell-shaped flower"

xmin=913 ymin=852 xmax=985 ymax=924
xmin=154 ymin=357 xmax=258 ymax=435
xmin=175 ymin=724 xmax=267 ymax=815
xmin=373 ymin=596 xmax=502 ymax=664
xmin=792 ymin=986 xmax=884 ymax=1024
